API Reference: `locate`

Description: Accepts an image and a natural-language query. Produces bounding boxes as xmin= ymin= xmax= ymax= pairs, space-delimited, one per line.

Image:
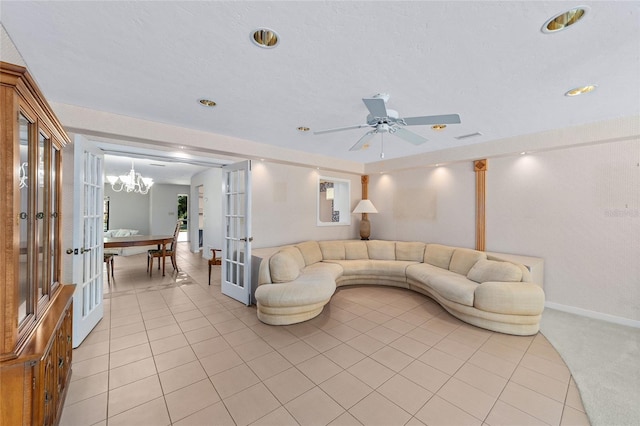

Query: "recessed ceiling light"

xmin=520 ymin=152 xmax=527 ymax=155
xmin=363 ymin=144 xmax=370 ymax=150
xmin=431 ymin=124 xmax=447 ymax=131
xmin=542 ymin=7 xmax=589 ymax=33
xmin=565 ymin=85 xmax=597 ymax=96
xmin=297 ymin=126 xmax=310 ymax=132
xmin=199 ymin=99 xmax=216 ymax=107
xmin=251 ymin=28 xmax=279 ymax=48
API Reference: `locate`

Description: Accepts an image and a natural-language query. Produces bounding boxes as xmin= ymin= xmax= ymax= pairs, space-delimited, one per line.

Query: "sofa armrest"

xmin=474 ymin=282 xmax=545 ymax=316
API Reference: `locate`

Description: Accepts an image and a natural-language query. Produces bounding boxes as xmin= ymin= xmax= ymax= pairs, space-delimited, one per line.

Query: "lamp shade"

xmin=352 ymin=199 xmax=378 ymax=214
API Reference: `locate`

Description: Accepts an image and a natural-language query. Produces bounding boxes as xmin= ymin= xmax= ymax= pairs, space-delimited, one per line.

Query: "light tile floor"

xmin=61 ymin=243 xmax=590 ymax=426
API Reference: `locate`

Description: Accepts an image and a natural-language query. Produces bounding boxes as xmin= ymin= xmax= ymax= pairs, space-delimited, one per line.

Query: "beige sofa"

xmin=254 ymin=240 xmax=545 ymax=335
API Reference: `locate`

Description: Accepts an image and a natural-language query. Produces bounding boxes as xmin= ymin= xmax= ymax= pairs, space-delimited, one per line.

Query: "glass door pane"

xmin=17 ymin=113 xmax=32 ymax=326
xmin=36 ymin=131 xmax=47 ymax=301
xmin=49 ymin=145 xmax=60 ymax=292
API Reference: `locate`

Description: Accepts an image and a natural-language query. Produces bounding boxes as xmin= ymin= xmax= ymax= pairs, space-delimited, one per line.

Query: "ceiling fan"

xmin=314 ymin=93 xmax=461 ymax=157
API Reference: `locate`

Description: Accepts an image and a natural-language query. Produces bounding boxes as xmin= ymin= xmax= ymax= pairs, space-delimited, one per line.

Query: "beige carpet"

xmin=540 ymin=308 xmax=640 ymax=426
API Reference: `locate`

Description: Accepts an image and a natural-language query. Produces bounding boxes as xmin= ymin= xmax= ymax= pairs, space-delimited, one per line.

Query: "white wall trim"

xmin=545 ymin=302 xmax=640 ymax=329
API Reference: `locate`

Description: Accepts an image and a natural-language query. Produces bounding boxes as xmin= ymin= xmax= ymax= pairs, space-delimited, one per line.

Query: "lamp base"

xmin=359 ymin=218 xmax=371 ymax=240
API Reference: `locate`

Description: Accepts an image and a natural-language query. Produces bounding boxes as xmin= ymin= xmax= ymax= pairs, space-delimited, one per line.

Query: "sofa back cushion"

xmin=449 ymin=248 xmax=487 ymax=275
xmin=269 ymin=250 xmax=301 ymax=283
xmin=467 ymin=259 xmax=523 ymax=283
xmin=345 ymin=241 xmax=369 ymax=260
xmin=319 ymin=241 xmax=346 ymax=260
xmin=282 ymin=247 xmax=306 ymax=270
xmin=366 ymin=240 xmax=396 ymax=260
xmin=296 ymin=241 xmax=323 ymax=266
xmin=396 ymin=242 xmax=426 ymax=262
xmin=424 ymin=244 xmax=455 ymax=269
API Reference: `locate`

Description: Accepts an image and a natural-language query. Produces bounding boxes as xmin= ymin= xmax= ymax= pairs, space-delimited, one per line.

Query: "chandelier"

xmin=106 ymin=161 xmax=154 ymax=194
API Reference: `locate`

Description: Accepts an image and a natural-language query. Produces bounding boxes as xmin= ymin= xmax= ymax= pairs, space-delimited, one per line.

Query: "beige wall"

xmin=251 ymin=161 xmax=360 ymax=248
xmin=486 ymin=139 xmax=640 ymax=323
xmin=368 ymin=162 xmax=476 ymax=247
xmin=368 ymin=138 xmax=640 ymax=324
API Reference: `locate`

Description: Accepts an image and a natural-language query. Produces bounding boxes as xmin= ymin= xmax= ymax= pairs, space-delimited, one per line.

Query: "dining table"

xmin=103 ymin=234 xmax=174 ymax=276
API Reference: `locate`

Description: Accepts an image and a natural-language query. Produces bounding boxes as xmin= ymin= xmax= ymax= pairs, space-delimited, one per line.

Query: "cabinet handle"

xmin=80 ymin=247 xmax=92 ymax=253
xmin=44 ymin=391 xmax=50 ymax=402
xmin=59 ymin=357 xmax=64 ymax=368
xmin=36 ymin=212 xmax=44 ymax=219
xmin=19 ymin=212 xmax=27 ymax=219
xmin=51 ymin=212 xmax=58 ymax=218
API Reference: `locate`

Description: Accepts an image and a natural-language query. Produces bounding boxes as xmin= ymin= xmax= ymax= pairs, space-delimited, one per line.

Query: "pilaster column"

xmin=361 ymin=175 xmax=369 ymax=221
xmin=474 ymin=160 xmax=487 ymax=251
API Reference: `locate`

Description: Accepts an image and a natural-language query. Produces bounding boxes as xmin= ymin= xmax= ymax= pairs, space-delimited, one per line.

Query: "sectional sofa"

xmin=254 ymin=240 xmax=545 ymax=335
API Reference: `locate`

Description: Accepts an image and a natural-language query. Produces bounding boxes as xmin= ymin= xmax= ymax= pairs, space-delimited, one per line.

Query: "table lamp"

xmin=352 ymin=199 xmax=378 ymax=240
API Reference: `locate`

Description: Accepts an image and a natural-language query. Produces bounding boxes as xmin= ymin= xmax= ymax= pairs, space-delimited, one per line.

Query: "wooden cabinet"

xmin=1 ymin=61 xmax=74 ymax=425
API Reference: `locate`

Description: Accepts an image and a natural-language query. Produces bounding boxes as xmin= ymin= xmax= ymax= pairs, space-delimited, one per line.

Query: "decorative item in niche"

xmin=319 ymin=181 xmax=339 ymax=222
xmin=317 ymin=176 xmax=350 ymax=226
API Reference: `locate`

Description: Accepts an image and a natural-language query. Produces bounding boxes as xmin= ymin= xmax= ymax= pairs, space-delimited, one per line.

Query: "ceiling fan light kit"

xmin=313 ymin=93 xmax=461 ymax=157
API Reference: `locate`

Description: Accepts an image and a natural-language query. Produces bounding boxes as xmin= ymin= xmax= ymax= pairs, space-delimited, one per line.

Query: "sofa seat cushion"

xmin=474 ymin=282 xmax=545 ymax=315
xmin=427 ymin=275 xmax=478 ymax=307
xmin=467 ymin=259 xmax=523 ymax=283
xmin=255 ymin=278 xmax=336 ymax=308
xmin=304 ymin=262 xmax=344 ymax=281
xmin=324 ymin=260 xmax=415 ymax=278
xmin=406 ymin=263 xmax=459 ymax=284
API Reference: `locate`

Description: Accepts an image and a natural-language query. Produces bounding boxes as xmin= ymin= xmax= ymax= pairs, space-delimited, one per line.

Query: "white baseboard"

xmin=545 ymin=301 xmax=640 ymax=329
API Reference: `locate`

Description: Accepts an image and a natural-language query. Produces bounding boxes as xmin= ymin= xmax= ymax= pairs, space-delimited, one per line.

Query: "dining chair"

xmin=147 ymin=221 xmax=181 ymax=276
xmin=208 ymin=248 xmax=222 ymax=285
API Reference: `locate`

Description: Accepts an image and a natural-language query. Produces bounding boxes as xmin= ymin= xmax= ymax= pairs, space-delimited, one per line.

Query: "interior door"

xmin=71 ymin=135 xmax=104 ymax=347
xmin=222 ymin=160 xmax=252 ymax=305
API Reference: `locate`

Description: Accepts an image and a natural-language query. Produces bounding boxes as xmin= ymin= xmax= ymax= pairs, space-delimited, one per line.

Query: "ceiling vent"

xmin=455 ymin=132 xmax=483 ymax=140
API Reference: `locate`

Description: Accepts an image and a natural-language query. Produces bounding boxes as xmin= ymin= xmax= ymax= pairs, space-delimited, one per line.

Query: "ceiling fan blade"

xmin=314 ymin=124 xmax=370 ymax=135
xmin=401 ymin=114 xmax=461 ymax=126
xmin=349 ymin=131 xmax=376 ymax=151
xmin=392 ymin=127 xmax=428 ymax=145
xmin=362 ymin=97 xmax=388 ymax=119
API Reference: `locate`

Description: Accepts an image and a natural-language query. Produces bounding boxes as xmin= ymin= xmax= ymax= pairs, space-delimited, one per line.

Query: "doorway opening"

xmin=197 ymin=185 xmax=204 ymax=250
xmin=177 ymin=194 xmax=188 ymax=242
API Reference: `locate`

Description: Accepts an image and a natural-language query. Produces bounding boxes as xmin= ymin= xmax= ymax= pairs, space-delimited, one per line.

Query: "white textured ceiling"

xmin=1 ymin=1 xmax=639 ymax=167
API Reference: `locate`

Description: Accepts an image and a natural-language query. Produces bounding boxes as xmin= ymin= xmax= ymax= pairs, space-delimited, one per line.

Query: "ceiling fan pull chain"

xmin=380 ymin=133 xmax=385 ymax=159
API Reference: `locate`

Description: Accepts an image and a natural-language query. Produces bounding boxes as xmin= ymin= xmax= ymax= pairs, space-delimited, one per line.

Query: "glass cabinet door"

xmin=49 ymin=145 xmax=60 ymax=293
xmin=17 ymin=113 xmax=33 ymax=327
xmin=37 ymin=131 xmax=47 ymax=302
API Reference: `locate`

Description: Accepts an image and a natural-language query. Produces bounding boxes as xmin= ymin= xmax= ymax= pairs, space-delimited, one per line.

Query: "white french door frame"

xmin=222 ymin=160 xmax=252 ymax=305
xmin=70 ymin=135 xmax=104 ymax=347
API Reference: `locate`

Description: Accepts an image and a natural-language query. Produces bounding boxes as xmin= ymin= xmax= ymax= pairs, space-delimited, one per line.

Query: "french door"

xmin=222 ymin=160 xmax=252 ymax=305
xmin=71 ymin=135 xmax=104 ymax=347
